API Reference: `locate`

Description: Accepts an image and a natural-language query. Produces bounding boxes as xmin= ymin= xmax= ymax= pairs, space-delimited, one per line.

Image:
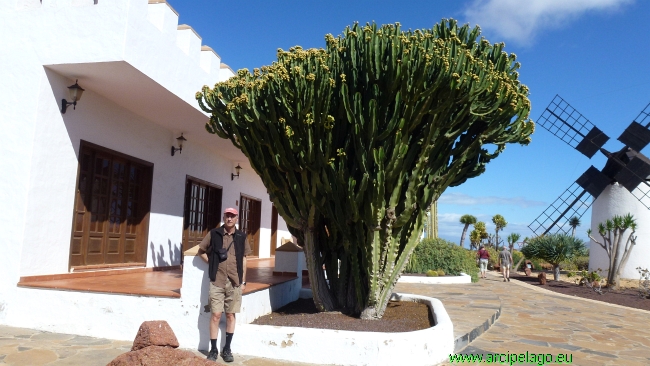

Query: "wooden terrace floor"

xmin=17 ymin=258 xmax=297 ymax=298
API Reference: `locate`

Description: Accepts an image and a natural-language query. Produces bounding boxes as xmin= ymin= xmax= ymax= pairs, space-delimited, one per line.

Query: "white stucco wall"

xmin=589 ymin=183 xmax=650 ymax=279
xmin=0 ymin=0 xmax=289 ymax=323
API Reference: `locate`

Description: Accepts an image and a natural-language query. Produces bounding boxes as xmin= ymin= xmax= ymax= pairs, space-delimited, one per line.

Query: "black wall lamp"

xmin=171 ymin=133 xmax=187 ymax=156
xmin=61 ymin=80 xmax=85 ymax=114
xmin=231 ymin=164 xmax=242 ymax=180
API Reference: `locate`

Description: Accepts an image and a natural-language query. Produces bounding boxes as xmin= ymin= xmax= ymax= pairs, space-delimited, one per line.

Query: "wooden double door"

xmin=69 ymin=142 xmax=152 ymax=268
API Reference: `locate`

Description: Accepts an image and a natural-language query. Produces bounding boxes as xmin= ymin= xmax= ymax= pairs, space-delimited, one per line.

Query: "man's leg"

xmin=208 ymin=283 xmax=225 ymax=361
xmin=223 ymin=313 xmax=236 ymax=353
xmin=220 ymin=283 xmax=241 ymax=363
xmin=210 ymin=311 xmax=222 ymax=340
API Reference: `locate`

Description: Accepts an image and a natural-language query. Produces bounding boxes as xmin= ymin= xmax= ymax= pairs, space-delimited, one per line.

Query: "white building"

xmin=0 ymin=0 xmax=290 ymax=326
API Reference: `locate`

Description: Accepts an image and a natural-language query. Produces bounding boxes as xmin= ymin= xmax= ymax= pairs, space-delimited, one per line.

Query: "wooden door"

xmin=270 ymin=205 xmax=278 ymax=256
xmin=239 ymin=195 xmax=261 ymax=256
xmin=182 ymin=177 xmax=222 ymax=253
xmin=69 ymin=143 xmax=152 ymax=269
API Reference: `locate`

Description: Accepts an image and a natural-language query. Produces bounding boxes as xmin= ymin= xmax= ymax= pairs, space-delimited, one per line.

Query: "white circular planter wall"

xmin=590 ymin=183 xmax=650 ymax=279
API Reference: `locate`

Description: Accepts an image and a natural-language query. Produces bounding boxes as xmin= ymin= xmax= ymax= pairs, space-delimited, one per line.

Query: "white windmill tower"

xmin=528 ymin=95 xmax=650 ymax=279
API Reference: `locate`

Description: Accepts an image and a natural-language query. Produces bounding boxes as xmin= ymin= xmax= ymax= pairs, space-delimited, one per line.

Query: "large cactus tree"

xmin=197 ymin=19 xmax=534 ymax=319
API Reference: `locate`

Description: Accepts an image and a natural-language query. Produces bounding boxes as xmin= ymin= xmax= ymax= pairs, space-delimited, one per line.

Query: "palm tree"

xmin=492 ymin=214 xmax=507 ymax=248
xmin=569 ymin=216 xmax=581 ymax=237
xmin=507 ymin=232 xmax=521 ymax=252
xmin=459 ymin=214 xmax=477 ymax=247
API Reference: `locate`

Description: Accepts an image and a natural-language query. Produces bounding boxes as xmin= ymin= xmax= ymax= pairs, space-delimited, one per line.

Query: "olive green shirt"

xmin=199 ymin=230 xmax=252 ymax=288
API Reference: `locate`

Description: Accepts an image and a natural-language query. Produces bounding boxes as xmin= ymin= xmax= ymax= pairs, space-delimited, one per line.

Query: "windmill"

xmin=528 ymin=95 xmax=650 ymax=237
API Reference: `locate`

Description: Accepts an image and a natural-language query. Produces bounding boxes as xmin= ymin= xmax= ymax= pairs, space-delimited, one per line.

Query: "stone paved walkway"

xmin=3 ymin=273 xmax=650 ymax=365
xmin=398 ymin=273 xmax=650 ymax=366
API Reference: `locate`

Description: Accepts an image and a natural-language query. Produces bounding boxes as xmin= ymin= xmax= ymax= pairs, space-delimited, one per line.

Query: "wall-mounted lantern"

xmin=61 ymin=80 xmax=85 ymax=114
xmin=171 ymin=133 xmax=187 ymax=156
xmin=231 ymin=163 xmax=242 ymax=180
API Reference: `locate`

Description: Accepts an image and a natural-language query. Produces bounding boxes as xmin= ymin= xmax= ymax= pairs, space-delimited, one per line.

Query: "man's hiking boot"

xmin=207 ymin=349 xmax=218 ymax=362
xmin=221 ymin=348 xmax=234 ymax=363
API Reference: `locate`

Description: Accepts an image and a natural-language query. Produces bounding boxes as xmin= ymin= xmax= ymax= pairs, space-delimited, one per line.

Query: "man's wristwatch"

xmin=241 ymin=282 xmax=247 ymax=285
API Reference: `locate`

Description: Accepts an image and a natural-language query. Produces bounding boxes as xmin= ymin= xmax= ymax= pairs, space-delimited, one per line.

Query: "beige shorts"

xmin=209 ymin=281 xmax=242 ymax=314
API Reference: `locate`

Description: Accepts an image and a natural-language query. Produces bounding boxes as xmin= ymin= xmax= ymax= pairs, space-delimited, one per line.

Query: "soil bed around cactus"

xmin=512 ymin=273 xmax=650 ymax=311
xmin=252 ymin=299 xmax=434 ymax=332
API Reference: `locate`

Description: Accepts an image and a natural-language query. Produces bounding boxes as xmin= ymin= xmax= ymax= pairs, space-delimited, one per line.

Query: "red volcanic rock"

xmin=538 ymin=272 xmax=547 ymax=285
xmin=131 ymin=320 xmax=179 ymax=351
xmin=108 ymin=321 xmax=222 ymax=366
xmin=108 ymin=345 xmax=217 ymax=366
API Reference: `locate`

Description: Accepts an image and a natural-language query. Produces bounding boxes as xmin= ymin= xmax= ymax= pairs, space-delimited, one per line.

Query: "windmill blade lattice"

xmin=528 ymin=182 xmax=593 ymax=236
xmin=538 ymin=95 xmax=610 ymax=158
xmin=629 ymin=183 xmax=650 ymax=211
xmin=634 ymin=101 xmax=650 ymax=127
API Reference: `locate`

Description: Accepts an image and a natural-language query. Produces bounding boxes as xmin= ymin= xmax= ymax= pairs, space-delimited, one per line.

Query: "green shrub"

xmin=406 ymin=238 xmax=479 ymax=282
xmin=511 ymin=249 xmax=523 ymax=271
xmin=521 ymin=234 xmax=586 ymax=280
xmin=560 ymin=255 xmax=589 ymax=271
xmin=437 ymin=269 xmax=445 ymax=276
xmin=426 ymin=270 xmax=438 ymax=277
xmin=486 ymin=246 xmax=499 ymax=269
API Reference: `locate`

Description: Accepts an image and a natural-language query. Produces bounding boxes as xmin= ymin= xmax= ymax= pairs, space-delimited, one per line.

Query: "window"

xmin=182 ymin=177 xmax=222 ymax=253
xmin=239 ymin=195 xmax=261 ymax=256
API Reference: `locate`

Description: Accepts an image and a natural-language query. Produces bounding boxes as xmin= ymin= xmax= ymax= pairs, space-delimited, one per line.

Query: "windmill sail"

xmin=537 ymin=95 xmax=610 ymax=158
xmin=528 ymin=182 xmax=593 ymax=236
xmin=618 ymin=102 xmax=650 ymax=152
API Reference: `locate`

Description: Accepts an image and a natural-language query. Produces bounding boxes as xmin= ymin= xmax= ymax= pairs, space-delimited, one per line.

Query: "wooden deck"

xmin=17 ymin=257 xmax=297 ymax=298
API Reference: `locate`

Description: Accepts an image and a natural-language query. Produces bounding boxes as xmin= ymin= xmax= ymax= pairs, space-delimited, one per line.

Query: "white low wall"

xmin=5 ymin=255 xmax=302 ymax=352
xmin=7 ymin=251 xmax=456 ymax=365
xmin=398 ymin=273 xmax=472 ymax=284
xmin=235 ymin=293 xmax=454 ymax=366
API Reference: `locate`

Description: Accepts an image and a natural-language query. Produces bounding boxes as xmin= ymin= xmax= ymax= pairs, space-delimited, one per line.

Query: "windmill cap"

xmin=224 ymin=208 xmax=238 ymax=215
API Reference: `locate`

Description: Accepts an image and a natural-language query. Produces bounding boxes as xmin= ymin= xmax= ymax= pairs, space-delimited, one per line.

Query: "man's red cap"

xmin=224 ymin=207 xmax=238 ymax=215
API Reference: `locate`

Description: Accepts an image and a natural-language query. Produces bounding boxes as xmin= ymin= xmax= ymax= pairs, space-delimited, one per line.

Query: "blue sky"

xmin=173 ymin=0 xmax=650 ymax=247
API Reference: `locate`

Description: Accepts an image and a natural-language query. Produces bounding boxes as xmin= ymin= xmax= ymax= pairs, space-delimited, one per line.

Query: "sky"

xmin=172 ymin=0 xmax=650 ymax=248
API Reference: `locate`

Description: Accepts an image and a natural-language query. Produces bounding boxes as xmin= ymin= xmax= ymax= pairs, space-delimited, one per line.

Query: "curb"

xmin=453 ymin=298 xmax=501 ymax=352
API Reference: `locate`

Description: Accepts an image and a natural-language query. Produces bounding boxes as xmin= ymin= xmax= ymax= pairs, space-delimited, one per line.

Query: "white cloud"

xmin=438 ymin=192 xmax=546 ymax=208
xmin=462 ymin=0 xmax=633 ymax=45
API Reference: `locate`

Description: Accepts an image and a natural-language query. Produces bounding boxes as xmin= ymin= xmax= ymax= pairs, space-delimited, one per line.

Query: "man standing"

xmin=498 ymin=246 xmax=513 ymax=282
xmin=198 ymin=207 xmax=251 ymax=363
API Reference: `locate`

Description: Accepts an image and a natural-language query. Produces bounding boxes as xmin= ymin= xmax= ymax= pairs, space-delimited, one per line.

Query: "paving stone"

xmin=30 ymin=332 xmax=76 ymax=342
xmin=48 ymin=347 xmax=130 ymax=366
xmin=3 ymin=349 xmax=58 ymax=366
xmin=517 ymin=339 xmax=549 ymax=347
xmin=62 ymin=335 xmax=113 ymax=346
xmin=54 ymin=347 xmax=79 ymax=359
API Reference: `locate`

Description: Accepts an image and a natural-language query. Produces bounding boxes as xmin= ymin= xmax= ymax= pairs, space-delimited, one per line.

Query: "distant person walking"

xmin=499 ymin=246 xmax=513 ymax=282
xmin=476 ymin=245 xmax=490 ymax=279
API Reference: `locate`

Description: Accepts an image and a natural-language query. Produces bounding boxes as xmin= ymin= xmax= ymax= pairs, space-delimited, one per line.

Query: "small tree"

xmin=507 ymin=232 xmax=521 ymax=252
xmin=569 ymin=216 xmax=581 ymax=237
xmin=470 ymin=221 xmax=488 ymax=249
xmin=588 ymin=214 xmax=637 ymax=290
xmin=492 ymin=214 xmax=507 ymax=248
xmin=521 ymin=234 xmax=586 ymax=280
xmin=459 ymin=214 xmax=477 ymax=247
